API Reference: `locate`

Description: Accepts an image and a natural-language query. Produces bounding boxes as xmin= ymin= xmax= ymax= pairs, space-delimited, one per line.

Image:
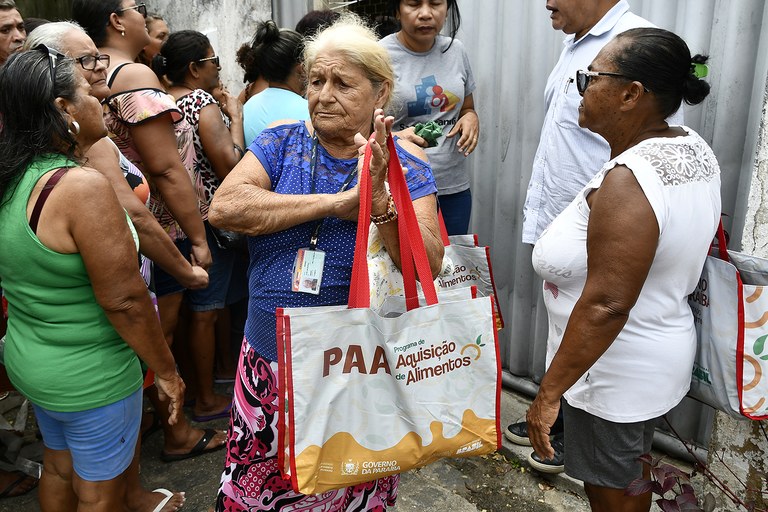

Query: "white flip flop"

xmin=151 ymin=488 xmax=184 ymax=512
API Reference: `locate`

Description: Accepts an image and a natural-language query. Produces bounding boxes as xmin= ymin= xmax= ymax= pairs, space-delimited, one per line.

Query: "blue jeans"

xmin=438 ymin=189 xmax=472 ymax=236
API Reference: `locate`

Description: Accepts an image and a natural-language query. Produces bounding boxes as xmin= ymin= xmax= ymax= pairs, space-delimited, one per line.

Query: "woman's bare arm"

xmin=198 ymin=97 xmax=244 ymax=181
xmin=113 ymin=63 xmax=211 ymax=269
xmin=208 ymin=151 xmax=347 ymax=235
xmin=85 ymin=138 xmax=208 ymax=289
xmin=526 ymin=165 xmax=659 ymax=459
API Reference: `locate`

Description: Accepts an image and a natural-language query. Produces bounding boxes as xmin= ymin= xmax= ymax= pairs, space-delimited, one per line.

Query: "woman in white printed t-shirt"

xmin=380 ymin=0 xmax=479 ymax=236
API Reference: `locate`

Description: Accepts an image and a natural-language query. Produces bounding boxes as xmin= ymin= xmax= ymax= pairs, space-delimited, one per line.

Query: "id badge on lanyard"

xmin=291 ymin=247 xmax=325 ymax=295
xmin=291 ymin=134 xmax=356 ymax=295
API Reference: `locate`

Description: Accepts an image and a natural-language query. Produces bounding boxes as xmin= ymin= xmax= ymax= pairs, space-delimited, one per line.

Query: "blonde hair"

xmin=303 ymin=12 xmax=393 ymax=108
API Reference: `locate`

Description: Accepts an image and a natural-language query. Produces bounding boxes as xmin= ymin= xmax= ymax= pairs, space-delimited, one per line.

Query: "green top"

xmin=0 ymin=154 xmax=142 ymax=412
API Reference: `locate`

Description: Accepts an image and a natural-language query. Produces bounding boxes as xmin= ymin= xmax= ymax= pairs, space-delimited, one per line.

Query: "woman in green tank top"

xmin=0 ymin=47 xmax=184 ymax=511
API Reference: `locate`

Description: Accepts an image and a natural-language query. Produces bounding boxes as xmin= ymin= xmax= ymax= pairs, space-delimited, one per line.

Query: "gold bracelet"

xmin=370 ymin=194 xmax=398 ymax=225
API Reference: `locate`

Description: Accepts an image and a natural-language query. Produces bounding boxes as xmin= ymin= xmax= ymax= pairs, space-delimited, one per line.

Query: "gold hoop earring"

xmin=68 ymin=121 xmax=81 ymax=136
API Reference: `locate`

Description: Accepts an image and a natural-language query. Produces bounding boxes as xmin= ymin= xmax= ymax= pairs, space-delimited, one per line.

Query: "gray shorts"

xmin=562 ymin=400 xmax=658 ymax=489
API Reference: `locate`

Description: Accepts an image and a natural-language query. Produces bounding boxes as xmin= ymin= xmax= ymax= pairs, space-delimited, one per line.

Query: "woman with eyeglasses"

xmin=0 ymin=47 xmax=184 ymax=512
xmin=525 ymin=28 xmax=719 ymax=512
xmin=72 ymin=0 xmax=227 ymax=464
xmin=152 ymin=29 xmax=246 ymax=426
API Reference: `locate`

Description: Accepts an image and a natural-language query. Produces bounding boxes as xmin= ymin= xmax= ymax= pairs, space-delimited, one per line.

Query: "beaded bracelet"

xmin=370 ymin=194 xmax=398 ymax=225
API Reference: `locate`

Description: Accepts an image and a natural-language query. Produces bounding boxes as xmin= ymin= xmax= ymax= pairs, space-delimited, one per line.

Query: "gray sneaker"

xmin=504 ymin=416 xmax=564 ymax=447
xmin=527 ymin=432 xmax=565 ymax=474
xmin=504 ymin=420 xmax=532 ymax=446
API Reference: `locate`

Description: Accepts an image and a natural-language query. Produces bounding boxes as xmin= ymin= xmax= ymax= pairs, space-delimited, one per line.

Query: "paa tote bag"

xmin=688 ymin=223 xmax=768 ymax=420
xmin=276 ymin=137 xmax=501 ymax=495
xmin=436 ymin=211 xmax=504 ymax=330
xmin=368 ymin=207 xmax=504 ymax=329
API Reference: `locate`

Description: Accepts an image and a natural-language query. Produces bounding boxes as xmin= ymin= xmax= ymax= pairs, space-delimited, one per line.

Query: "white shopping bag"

xmin=276 ymin=137 xmax=500 ymax=495
xmin=688 ymin=223 xmax=768 ymax=420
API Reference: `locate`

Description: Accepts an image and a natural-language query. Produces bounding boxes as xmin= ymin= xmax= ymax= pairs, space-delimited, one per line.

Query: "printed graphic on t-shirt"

xmin=407 ymin=75 xmax=461 ymax=117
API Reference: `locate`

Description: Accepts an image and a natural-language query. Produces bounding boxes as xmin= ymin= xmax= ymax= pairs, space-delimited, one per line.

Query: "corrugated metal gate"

xmin=457 ymin=0 xmax=768 ymax=456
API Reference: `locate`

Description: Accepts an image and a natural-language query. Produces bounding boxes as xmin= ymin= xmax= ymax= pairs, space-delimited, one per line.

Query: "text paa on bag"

xmin=322 ymin=337 xmax=488 ymax=387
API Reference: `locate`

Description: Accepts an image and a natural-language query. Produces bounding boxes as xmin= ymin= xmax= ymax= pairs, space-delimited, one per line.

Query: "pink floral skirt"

xmin=215 ymin=339 xmax=398 ymax=511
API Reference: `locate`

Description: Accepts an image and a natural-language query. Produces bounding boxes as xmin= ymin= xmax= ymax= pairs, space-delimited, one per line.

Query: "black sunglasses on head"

xmin=34 ymin=44 xmax=68 ymax=94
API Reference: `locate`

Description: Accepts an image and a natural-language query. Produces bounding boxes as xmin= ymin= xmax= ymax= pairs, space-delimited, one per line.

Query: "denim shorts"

xmin=32 ymin=387 xmax=142 ymax=481
xmin=155 ymin=222 xmax=248 ymax=310
xmin=562 ymin=400 xmax=658 ymax=489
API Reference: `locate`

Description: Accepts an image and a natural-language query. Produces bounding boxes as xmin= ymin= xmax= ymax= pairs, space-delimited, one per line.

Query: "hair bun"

xmin=150 ymin=54 xmax=167 ymax=76
xmin=682 ymin=54 xmax=710 ymax=106
xmin=255 ymin=20 xmax=280 ymax=45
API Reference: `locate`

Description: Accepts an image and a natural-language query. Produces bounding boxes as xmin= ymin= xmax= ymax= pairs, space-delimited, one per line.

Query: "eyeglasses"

xmin=116 ymin=3 xmax=147 ymax=18
xmin=197 ymin=55 xmax=220 ymax=68
xmin=575 ymin=69 xmax=650 ymax=96
xmin=34 ymin=44 xmax=68 ymax=94
xmin=75 ymin=53 xmax=111 ymax=71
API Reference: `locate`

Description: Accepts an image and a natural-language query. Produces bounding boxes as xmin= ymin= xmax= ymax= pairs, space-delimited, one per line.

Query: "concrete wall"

xmin=702 ymin=82 xmax=768 ymax=511
xmin=704 ymin=415 xmax=768 ymax=509
xmin=151 ymin=0 xmax=271 ymax=94
xmin=742 ymin=82 xmax=768 ymax=259
xmin=15 ymin=0 xmax=72 ymax=20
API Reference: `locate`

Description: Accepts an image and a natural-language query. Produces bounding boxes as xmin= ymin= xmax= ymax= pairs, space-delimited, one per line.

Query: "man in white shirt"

xmin=521 ymin=0 xmax=667 ymax=245
xmin=511 ymin=0 xmax=662 ymax=474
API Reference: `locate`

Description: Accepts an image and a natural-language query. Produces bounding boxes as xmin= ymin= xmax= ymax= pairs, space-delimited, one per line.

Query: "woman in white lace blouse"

xmin=525 ymin=28 xmax=720 ymax=512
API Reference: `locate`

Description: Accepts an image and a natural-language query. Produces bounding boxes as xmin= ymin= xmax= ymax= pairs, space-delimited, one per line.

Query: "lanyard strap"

xmin=308 ymin=133 xmax=358 ymax=249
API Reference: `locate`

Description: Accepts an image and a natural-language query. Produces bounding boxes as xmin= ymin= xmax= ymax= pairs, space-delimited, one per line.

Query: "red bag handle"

xmin=348 ymin=136 xmax=438 ymax=309
xmin=384 ymin=136 xmax=438 ymax=306
xmin=348 ymin=141 xmax=374 ymax=309
xmin=714 ymin=219 xmax=729 ymax=262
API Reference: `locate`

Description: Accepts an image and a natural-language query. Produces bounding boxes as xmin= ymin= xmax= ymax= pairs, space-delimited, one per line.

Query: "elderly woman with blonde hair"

xmin=209 ymin=13 xmax=443 ymax=512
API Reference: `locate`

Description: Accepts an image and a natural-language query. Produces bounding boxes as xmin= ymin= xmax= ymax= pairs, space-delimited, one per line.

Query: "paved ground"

xmin=2 ymin=380 xmax=703 ymax=511
xmin=0 ymin=383 xmax=599 ymax=512
xmin=0 ymin=384 xmax=697 ymax=511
